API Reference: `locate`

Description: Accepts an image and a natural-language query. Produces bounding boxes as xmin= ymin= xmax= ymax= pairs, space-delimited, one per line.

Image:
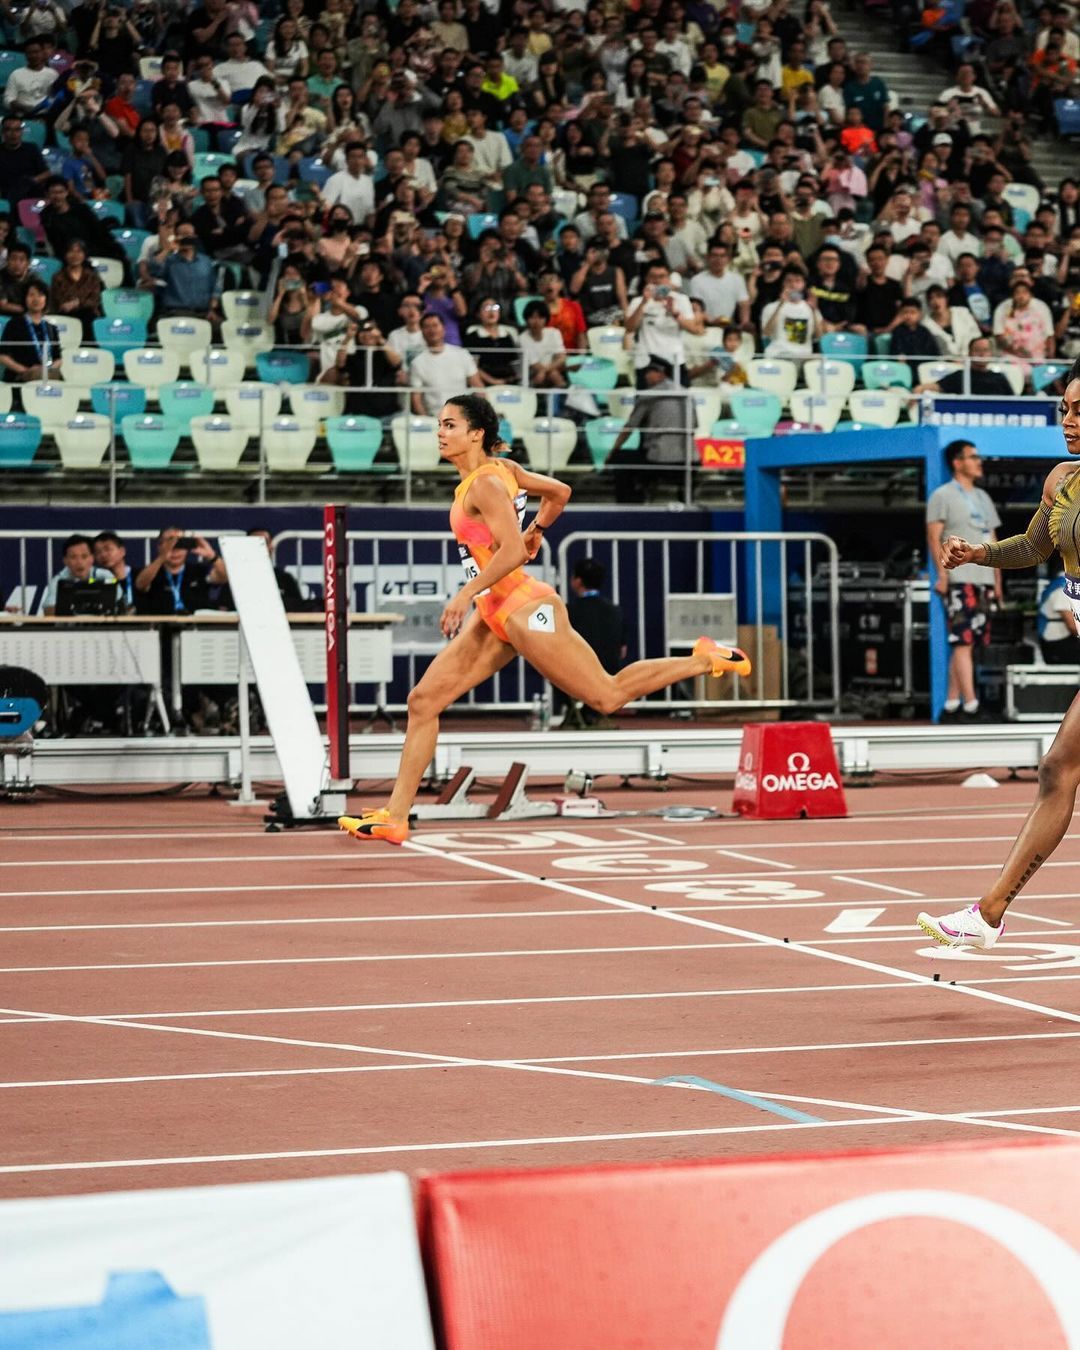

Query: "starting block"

xmin=412 ymin=763 xmax=560 ymax=822
xmin=732 ymin=722 xmax=847 ymax=819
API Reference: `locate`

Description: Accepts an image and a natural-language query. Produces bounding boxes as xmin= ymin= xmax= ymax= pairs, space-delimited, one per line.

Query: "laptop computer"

xmin=55 ymin=578 xmax=121 ymax=617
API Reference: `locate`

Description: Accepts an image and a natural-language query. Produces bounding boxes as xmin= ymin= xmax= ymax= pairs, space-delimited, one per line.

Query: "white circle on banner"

xmin=716 ymin=1190 xmax=1080 ymax=1349
xmin=647 ymin=878 xmax=825 ymax=902
xmin=553 ymin=854 xmax=709 ymax=875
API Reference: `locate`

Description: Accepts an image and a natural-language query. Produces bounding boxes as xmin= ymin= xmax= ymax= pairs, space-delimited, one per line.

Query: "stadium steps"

xmin=836 ymin=4 xmax=1061 ymax=184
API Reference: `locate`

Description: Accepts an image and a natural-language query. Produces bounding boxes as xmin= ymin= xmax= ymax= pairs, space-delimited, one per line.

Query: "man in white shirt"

xmin=321 ymin=143 xmax=375 ymax=227
xmin=939 ymin=63 xmax=1000 ymax=135
xmin=3 ymin=39 xmax=58 ymax=116
xmin=387 ymin=293 xmax=427 ymax=370
xmin=410 ymin=312 xmax=483 ymax=414
xmin=188 ymin=53 xmax=232 ymax=126
xmin=761 ymin=266 xmax=821 ymax=360
xmin=214 ymin=32 xmax=270 ymax=96
xmin=879 ymin=189 xmax=923 ymax=246
xmin=503 ymin=28 xmax=538 ymax=86
xmin=573 ymin=182 xmax=628 ymax=242
xmin=464 ymin=106 xmax=512 ymax=185
xmin=665 ymin=192 xmax=708 ymax=275
xmin=519 ymin=299 xmax=567 ymax=386
xmin=624 ymin=260 xmax=704 ymax=378
xmin=937 ymin=203 xmax=982 ymax=269
xmin=688 ymin=242 xmax=750 ymax=327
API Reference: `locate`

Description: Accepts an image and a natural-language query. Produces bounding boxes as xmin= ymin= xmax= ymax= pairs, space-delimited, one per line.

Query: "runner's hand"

xmin=522 ymin=522 xmax=544 ymax=561
xmin=940 ymin=535 xmax=979 ymax=570
xmin=440 ymin=591 xmax=471 ymax=638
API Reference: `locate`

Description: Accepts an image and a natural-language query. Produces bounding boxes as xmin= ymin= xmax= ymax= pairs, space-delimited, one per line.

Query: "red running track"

xmin=3 ymin=778 xmax=1080 ymax=1199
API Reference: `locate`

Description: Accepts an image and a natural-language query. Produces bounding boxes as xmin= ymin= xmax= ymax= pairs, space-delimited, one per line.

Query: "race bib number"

xmin=528 ymin=603 xmax=555 ymax=632
xmin=458 ymin=544 xmax=488 ymax=595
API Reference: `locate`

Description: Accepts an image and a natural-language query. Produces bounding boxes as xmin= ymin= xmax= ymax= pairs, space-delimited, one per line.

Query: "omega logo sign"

xmin=761 ymin=751 xmax=838 ymax=795
xmin=716 ymin=1190 xmax=1080 ymax=1348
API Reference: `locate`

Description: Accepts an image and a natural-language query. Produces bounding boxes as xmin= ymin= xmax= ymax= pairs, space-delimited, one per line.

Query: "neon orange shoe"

xmin=337 ymin=810 xmax=410 ymax=846
xmin=694 ymin=636 xmax=752 ymax=679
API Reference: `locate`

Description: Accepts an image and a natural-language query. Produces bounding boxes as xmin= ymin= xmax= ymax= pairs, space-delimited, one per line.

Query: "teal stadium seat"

xmin=326 ymin=415 xmax=386 ymax=471
xmin=0 ymin=414 xmax=42 ymax=467
xmin=728 ymin=391 xmax=782 ymax=436
xmin=584 ymin=416 xmax=638 ymax=467
xmin=862 ymin=359 xmax=913 ymax=390
xmin=122 ymin=415 xmax=182 ymax=469
xmin=158 ymin=381 xmax=216 ymax=427
xmin=255 ymin=349 xmax=310 ymax=385
xmin=102 ymin=289 xmax=154 ymax=324
xmin=91 ymin=383 xmax=147 ymax=419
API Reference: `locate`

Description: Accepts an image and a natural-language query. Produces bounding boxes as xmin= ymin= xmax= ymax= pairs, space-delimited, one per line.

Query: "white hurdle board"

xmin=219 ymin=535 xmax=341 ymax=820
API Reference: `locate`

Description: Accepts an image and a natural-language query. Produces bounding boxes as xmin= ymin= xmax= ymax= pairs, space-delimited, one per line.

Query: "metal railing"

xmin=556 ymin=530 xmax=841 ymax=713
xmin=271 ymin=528 xmax=556 ymax=712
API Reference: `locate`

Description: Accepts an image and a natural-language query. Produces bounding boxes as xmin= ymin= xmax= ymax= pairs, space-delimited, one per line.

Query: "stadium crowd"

xmin=0 ymin=0 xmax=1077 ymax=442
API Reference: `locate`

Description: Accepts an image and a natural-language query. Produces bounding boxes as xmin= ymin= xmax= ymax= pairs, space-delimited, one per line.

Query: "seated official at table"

xmin=134 ymin=527 xmax=227 ymax=615
xmin=92 ymin=530 xmax=137 ymax=613
xmin=42 ymin=533 xmax=116 ymax=615
xmin=0 ymin=279 xmax=63 ymax=383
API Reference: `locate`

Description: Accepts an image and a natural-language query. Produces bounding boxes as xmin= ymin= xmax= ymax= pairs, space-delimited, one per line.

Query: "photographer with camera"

xmin=135 ymin=527 xmax=226 ymax=616
xmin=625 ymin=260 xmax=704 ymax=387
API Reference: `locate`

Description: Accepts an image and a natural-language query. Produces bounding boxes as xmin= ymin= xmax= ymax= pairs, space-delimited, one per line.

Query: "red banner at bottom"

xmin=421 ymin=1140 xmax=1080 ymax=1350
xmin=695 ymin=437 xmax=746 ymax=470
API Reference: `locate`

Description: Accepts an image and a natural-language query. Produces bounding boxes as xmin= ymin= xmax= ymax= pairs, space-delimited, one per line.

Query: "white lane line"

xmin=616 ymin=827 xmax=687 ymax=846
xmin=834 ymin=876 xmax=924 ymax=898
xmin=0 ymin=940 xmax=750 ymax=976
xmin=6 ymin=925 xmax=1080 ymax=975
xmin=0 ymin=908 xmax=625 ymax=934
xmin=0 ymin=1063 xmax=469 ymax=1090
xmin=0 ymin=1116 xmax=969 ymax=1177
xmin=0 ymin=880 xmax=521 ymax=900
xmin=715 ymin=849 xmax=795 ymax=869
xmin=401 ymin=839 xmax=1080 ymax=1027
xmin=1007 ymin=910 xmax=1074 ymax=927
xmin=4 ymin=831 xmax=1071 ymax=867
xmin=34 ymin=983 xmax=910 ymax=1020
xmin=521 ymin=1029 xmax=1080 ymax=1064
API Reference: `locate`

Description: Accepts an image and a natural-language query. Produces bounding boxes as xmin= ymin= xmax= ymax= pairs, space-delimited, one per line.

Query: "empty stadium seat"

xmin=55 ymin=414 xmax=112 ymax=469
xmin=819 ymin=331 xmax=869 ymax=366
xmin=90 ymin=384 xmax=147 ymax=420
xmin=521 ymin=417 xmax=578 ymax=471
xmin=586 ymin=325 xmax=633 ymax=376
xmin=0 ymin=413 xmax=41 ymax=467
xmin=92 ymin=318 xmax=149 ymax=359
xmin=801 ymin=358 xmax=857 ymax=400
xmin=123 ymin=348 xmax=181 ymax=392
xmin=263 ymin=417 xmax=317 ymax=470
xmin=88 ymin=199 xmax=125 ymax=225
xmin=255 ymin=349 xmax=311 ymax=385
xmin=224 ymin=381 xmax=282 ymax=428
xmin=189 ymin=347 xmax=245 ymax=389
xmin=728 ymin=391 xmax=782 ymax=436
xmin=122 ymin=414 xmax=182 ymax=469
xmin=567 ymin=357 xmax=619 ymax=390
xmin=1032 ymin=362 xmax=1072 ymax=393
xmin=484 ymin=385 xmax=537 ymax=435
xmin=20 ymin=381 xmax=80 ymax=426
xmin=159 ymin=381 xmax=217 ymax=426
xmin=603 ymin=389 xmax=637 ymax=420
xmin=1001 ymin=182 xmax=1041 ymax=217
xmin=102 ymin=289 xmax=154 ymax=324
xmin=918 ymin=360 xmax=962 ymax=388
xmin=747 ymin=358 xmax=798 ymax=400
xmin=159 ymin=317 xmax=213 ymax=364
xmin=114 ymin=229 xmax=152 ymax=262
xmin=88 ymin=257 xmax=124 ymax=289
xmin=585 ymin=416 xmax=639 ymax=467
xmin=61 ymin=347 xmax=116 ymax=388
xmin=27 ymin=256 xmax=61 ymax=285
xmin=689 ymin=387 xmax=722 ymax=432
xmin=390 ymin=414 xmax=441 ymax=469
xmin=42 ymin=313 xmax=80 ymax=351
xmin=326 ymin=415 xmax=385 ymax=471
xmin=287 ymin=383 xmax=346 ymax=424
xmin=848 ymin=389 xmax=904 ymax=428
xmin=788 ymin=391 xmax=845 ymax=432
xmin=862 ymin=360 xmax=913 ymax=391
xmin=222 ymin=320 xmax=275 ymax=367
xmin=221 ymin=290 xmax=266 ymax=322
xmin=0 ymin=385 xmax=11 ymax=413
xmin=190 ymin=415 xmax=249 ymax=470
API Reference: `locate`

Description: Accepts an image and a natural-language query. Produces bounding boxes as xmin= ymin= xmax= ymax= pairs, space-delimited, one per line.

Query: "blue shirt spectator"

xmin=148 ymin=228 xmax=220 ymax=316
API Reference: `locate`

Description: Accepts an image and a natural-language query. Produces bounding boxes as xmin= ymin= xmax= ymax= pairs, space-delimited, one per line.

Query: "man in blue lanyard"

xmin=0 ymin=279 xmax=62 ymax=383
xmin=133 ymin=526 xmax=227 ymax=616
xmin=92 ymin=531 xmax=136 ymax=612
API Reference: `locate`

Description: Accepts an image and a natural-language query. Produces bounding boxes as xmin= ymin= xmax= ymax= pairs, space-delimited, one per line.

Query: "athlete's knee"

xmin=407 ymin=684 xmax=440 ymax=721
xmin=1038 ymin=747 xmax=1080 ymax=796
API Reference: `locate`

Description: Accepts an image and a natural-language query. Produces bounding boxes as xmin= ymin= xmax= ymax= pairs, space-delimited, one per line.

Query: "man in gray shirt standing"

xmin=609 ymin=356 xmax=693 ymax=501
xmin=926 ymin=439 xmax=1003 ymax=721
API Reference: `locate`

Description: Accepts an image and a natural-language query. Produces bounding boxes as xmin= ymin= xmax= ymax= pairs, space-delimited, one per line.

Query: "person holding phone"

xmin=761 ymin=265 xmax=820 ymax=360
xmin=134 ymin=527 xmax=227 ymax=616
xmin=624 ymin=260 xmax=704 ymax=387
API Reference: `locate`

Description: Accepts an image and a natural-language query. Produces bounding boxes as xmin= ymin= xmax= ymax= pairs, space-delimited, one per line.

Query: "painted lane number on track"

xmin=916 ymin=942 xmax=1080 ymax=971
xmin=645 ymin=878 xmax=825 ymax=903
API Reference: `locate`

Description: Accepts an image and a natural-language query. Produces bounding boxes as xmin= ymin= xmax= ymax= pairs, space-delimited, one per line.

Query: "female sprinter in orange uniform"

xmin=919 ymin=358 xmax=1080 ymax=949
xmin=339 ymin=393 xmax=751 ymax=844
